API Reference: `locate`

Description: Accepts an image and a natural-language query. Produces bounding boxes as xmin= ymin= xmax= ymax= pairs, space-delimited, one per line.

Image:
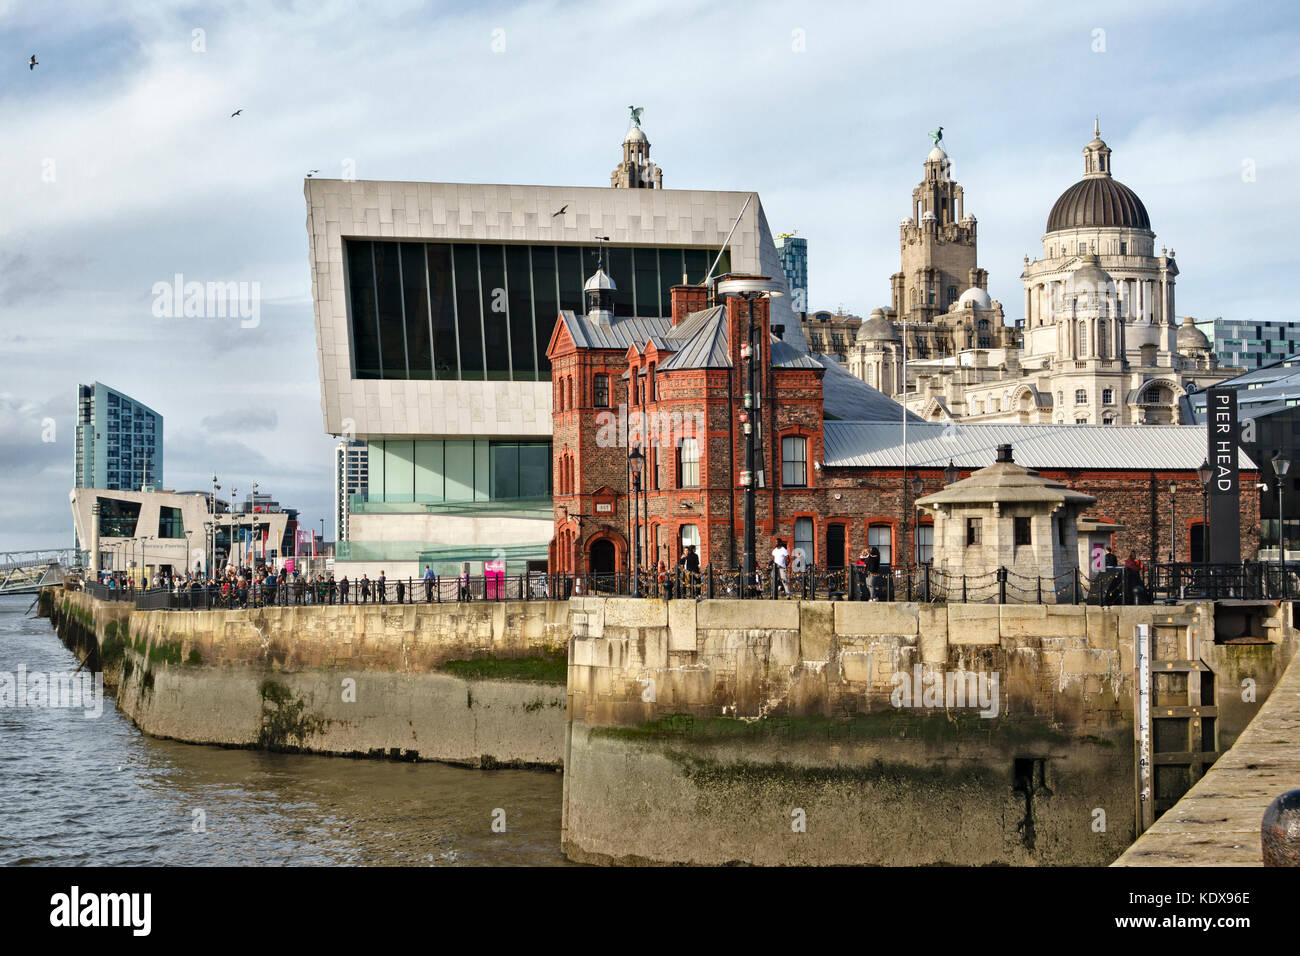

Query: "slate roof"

xmin=556 ymin=306 xmax=919 ymax=424
xmin=659 ymin=308 xmax=731 ymax=370
xmin=558 ymin=311 xmax=670 ymax=351
xmin=822 ymin=421 xmax=1256 ymax=470
xmin=816 ymin=356 xmax=923 ymax=423
xmin=771 ymin=338 xmax=823 ymax=369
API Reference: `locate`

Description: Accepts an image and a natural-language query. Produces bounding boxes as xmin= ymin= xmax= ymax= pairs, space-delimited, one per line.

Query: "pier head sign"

xmin=1207 ymin=387 xmax=1241 ymax=565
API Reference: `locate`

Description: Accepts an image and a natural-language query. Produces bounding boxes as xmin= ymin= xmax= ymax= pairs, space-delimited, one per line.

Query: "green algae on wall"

xmin=257 ymin=679 xmax=327 ymax=751
xmin=438 ymin=648 xmax=567 ymax=684
xmin=589 ymin=710 xmax=1091 ymax=749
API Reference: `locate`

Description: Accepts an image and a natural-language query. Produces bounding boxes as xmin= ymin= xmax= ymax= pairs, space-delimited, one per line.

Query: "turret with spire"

xmin=610 ymin=108 xmax=663 ymax=189
xmin=1082 ymin=118 xmax=1113 ymax=178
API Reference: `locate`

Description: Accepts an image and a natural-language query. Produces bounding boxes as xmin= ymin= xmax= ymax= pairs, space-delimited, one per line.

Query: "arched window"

xmin=793 ymin=517 xmax=814 ymax=568
xmin=868 ymin=524 xmax=892 ymax=567
xmin=679 ymin=523 xmax=700 ymax=559
xmin=781 ymin=435 xmax=808 ymax=487
xmin=677 ymin=437 xmax=700 ymax=488
xmin=915 ymin=522 xmax=934 ymax=564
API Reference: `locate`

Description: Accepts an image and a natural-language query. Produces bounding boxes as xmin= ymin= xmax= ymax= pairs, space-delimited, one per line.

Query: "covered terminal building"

xmin=305 ymin=118 xmax=894 ymax=580
xmin=550 ymin=273 xmax=1258 ymax=578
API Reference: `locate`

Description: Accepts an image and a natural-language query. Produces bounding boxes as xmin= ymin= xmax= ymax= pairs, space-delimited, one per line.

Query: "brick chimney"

xmin=670 ymin=284 xmax=709 ymax=326
xmin=725 ymin=293 xmax=771 ymax=369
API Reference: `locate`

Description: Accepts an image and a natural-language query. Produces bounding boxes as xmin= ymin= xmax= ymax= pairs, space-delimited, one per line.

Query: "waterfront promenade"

xmin=1113 ymin=647 xmax=1300 ymax=866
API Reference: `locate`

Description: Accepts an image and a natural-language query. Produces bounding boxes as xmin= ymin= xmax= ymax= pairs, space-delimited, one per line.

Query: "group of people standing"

xmin=769 ymin=539 xmax=883 ymax=600
xmin=95 ymin=562 xmax=486 ymax=608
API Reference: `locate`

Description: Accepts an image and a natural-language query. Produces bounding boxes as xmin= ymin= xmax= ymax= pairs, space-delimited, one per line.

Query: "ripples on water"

xmin=0 ymin=596 xmax=569 ymax=866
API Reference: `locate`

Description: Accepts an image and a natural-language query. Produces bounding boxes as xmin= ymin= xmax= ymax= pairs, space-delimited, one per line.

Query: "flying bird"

xmin=29 ymin=54 xmax=38 ymax=70
xmin=230 ymin=109 xmax=243 ymax=117
xmin=307 ymin=169 xmax=320 ymax=177
xmin=551 ymin=204 xmax=569 ymax=218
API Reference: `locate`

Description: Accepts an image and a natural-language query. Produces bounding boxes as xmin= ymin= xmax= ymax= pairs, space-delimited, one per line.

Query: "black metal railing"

xmin=83 ymin=582 xmax=139 ymax=603
xmin=67 ymin=560 xmax=1299 ymax=611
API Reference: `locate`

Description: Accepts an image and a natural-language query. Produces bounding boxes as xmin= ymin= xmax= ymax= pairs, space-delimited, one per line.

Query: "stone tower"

xmin=890 ymin=143 xmax=987 ymax=325
xmin=610 ymin=124 xmax=663 ymax=189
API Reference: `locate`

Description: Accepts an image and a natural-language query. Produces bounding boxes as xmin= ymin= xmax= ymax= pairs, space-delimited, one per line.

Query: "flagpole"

xmin=902 ymin=316 xmax=908 ymax=568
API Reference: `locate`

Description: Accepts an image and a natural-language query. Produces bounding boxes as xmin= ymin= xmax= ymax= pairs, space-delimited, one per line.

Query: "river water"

xmin=0 ymin=596 xmax=569 ymax=866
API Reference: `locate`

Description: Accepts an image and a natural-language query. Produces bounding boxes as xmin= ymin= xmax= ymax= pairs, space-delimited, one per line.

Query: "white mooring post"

xmin=1134 ymin=623 xmax=1154 ymax=835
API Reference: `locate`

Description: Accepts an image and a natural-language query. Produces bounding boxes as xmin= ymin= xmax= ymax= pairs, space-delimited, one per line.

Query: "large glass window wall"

xmin=344 ymin=240 xmax=728 ymax=382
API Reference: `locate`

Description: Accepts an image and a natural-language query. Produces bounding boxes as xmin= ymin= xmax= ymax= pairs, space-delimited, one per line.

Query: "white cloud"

xmin=2 ymin=0 xmax=1298 ymax=548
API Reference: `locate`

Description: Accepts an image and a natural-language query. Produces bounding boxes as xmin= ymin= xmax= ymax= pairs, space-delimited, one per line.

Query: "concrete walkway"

xmin=1113 ymin=648 xmax=1300 ymax=866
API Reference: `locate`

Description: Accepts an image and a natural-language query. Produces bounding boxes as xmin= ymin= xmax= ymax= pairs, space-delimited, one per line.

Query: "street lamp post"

xmin=1273 ymin=452 xmax=1290 ymax=599
xmin=944 ymin=459 xmax=959 ymax=487
xmin=210 ymin=474 xmax=221 ymax=576
xmin=629 ymin=445 xmax=644 ymax=597
xmin=1197 ymin=459 xmax=1211 ymax=597
xmin=231 ymin=487 xmax=240 ymax=571
xmin=718 ymin=276 xmax=781 ymax=592
xmin=251 ymin=481 xmax=260 ymax=567
xmin=1169 ymin=480 xmax=1177 ymax=564
xmin=911 ymin=474 xmax=923 ymax=567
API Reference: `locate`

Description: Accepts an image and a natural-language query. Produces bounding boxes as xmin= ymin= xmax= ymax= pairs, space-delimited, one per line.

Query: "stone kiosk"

xmin=916 ymin=443 xmax=1096 ymax=601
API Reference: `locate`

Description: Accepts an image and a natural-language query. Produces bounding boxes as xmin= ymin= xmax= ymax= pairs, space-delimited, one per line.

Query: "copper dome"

xmin=1046 ymin=177 xmax=1150 ymax=233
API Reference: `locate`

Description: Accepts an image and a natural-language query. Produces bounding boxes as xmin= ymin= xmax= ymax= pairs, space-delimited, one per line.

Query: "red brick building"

xmin=547 ymin=275 xmax=1259 ymax=576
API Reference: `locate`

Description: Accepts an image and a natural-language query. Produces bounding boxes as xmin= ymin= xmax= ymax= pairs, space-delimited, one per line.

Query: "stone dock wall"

xmin=45 ymin=587 xmax=1296 ymax=865
xmin=561 ymin=598 xmax=1297 ymax=866
xmin=49 ymin=588 xmax=571 ymax=768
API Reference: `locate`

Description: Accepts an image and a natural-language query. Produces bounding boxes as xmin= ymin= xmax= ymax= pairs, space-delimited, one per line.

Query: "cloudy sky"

xmin=2 ymin=0 xmax=1297 ymax=552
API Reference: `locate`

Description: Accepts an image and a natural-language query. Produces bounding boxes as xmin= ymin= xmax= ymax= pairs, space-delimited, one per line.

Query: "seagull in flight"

xmin=551 ymin=204 xmax=568 ymax=218
xmin=29 ymin=54 xmax=38 ymax=70
xmin=230 ymin=109 xmax=243 ymax=117
xmin=307 ymin=169 xmax=320 ymax=178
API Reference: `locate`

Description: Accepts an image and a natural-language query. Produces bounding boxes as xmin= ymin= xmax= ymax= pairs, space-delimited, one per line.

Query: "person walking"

xmin=684 ymin=544 xmax=700 ymax=598
xmin=377 ymin=571 xmax=387 ymax=604
xmin=854 ymin=550 xmax=869 ymax=600
xmin=771 ymin=539 xmax=791 ymax=598
xmin=866 ymin=546 xmax=882 ymax=601
xmin=339 ymin=575 xmax=350 ymax=604
xmin=423 ymin=564 xmax=435 ymax=603
xmin=359 ymin=573 xmax=371 ymax=604
xmin=396 ymin=577 xmax=405 ymax=604
xmin=458 ymin=563 xmax=472 ymax=602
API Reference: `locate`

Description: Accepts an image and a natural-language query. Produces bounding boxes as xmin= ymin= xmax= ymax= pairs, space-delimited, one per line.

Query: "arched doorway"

xmin=826 ymin=524 xmax=846 ymax=569
xmin=589 ymin=538 xmax=616 ymax=576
